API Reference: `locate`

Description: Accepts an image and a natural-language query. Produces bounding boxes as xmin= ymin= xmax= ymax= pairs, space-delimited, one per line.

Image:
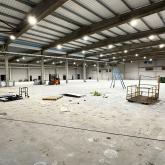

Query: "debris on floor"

xmin=60 ymin=106 xmax=70 ymax=112
xmin=0 ymin=112 xmax=7 ymax=116
xmin=91 ymin=91 xmax=102 ymax=96
xmin=104 ymin=149 xmax=118 ymax=159
xmin=88 ymin=137 xmax=99 ymax=142
xmin=42 ymin=95 xmax=63 ymax=101
xmin=62 ymin=93 xmax=85 ymax=98
xmin=103 ymin=94 xmax=109 ymax=98
xmin=34 ymin=162 xmax=47 ymax=165
xmin=0 ymin=93 xmax=23 ymax=102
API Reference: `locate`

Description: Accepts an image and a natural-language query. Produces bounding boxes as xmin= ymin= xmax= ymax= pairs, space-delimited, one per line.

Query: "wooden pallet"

xmin=42 ymin=95 xmax=63 ymax=101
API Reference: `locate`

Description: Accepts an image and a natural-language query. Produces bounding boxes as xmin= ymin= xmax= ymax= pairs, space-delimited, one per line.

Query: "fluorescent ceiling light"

xmin=124 ymin=50 xmax=128 ymax=53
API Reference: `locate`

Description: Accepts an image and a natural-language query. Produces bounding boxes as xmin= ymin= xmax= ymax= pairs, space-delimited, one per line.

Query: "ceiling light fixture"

xmin=108 ymin=44 xmax=113 ymax=49
xmin=124 ymin=50 xmax=128 ymax=53
xmin=130 ymin=19 xmax=138 ymax=27
xmin=135 ymin=54 xmax=139 ymax=57
xmin=159 ymin=44 xmax=165 ymax=49
xmin=57 ymin=44 xmax=62 ymax=50
xmin=28 ymin=15 xmax=37 ymax=25
xmin=10 ymin=35 xmax=16 ymax=40
xmin=149 ymin=58 xmax=152 ymax=61
xmin=113 ymin=56 xmax=116 ymax=60
xmin=100 ymin=54 xmax=103 ymax=57
xmin=144 ymin=56 xmax=146 ymax=59
xmin=22 ymin=57 xmax=25 ymax=60
xmin=52 ymin=62 xmax=55 ymax=64
xmin=148 ymin=35 xmax=155 ymax=40
xmin=16 ymin=59 xmax=20 ymax=62
xmin=83 ymin=35 xmax=89 ymax=41
xmin=82 ymin=50 xmax=86 ymax=54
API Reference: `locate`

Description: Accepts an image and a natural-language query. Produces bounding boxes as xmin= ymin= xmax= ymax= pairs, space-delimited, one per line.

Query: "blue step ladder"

xmin=110 ymin=67 xmax=126 ymax=89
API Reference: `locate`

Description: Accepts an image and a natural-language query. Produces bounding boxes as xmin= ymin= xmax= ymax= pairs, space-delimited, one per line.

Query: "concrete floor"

xmin=0 ymin=80 xmax=165 ymax=165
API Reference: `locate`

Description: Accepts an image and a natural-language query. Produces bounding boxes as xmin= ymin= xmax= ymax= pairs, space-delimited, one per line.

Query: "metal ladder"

xmin=110 ymin=67 xmax=126 ymax=89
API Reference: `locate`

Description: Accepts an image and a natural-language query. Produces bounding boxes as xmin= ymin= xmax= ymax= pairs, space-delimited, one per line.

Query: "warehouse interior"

xmin=0 ymin=0 xmax=165 ymax=164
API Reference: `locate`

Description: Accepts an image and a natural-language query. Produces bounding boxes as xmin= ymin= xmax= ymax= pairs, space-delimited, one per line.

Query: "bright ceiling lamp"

xmin=94 ymin=64 xmax=96 ymax=67
xmin=149 ymin=58 xmax=152 ymax=61
xmin=113 ymin=56 xmax=116 ymax=59
xmin=10 ymin=35 xmax=16 ymax=40
xmin=148 ymin=35 xmax=155 ymax=40
xmin=159 ymin=44 xmax=165 ymax=48
xmin=83 ymin=35 xmax=89 ymax=41
xmin=28 ymin=15 xmax=37 ymax=25
xmin=22 ymin=57 xmax=25 ymax=60
xmin=52 ymin=62 xmax=55 ymax=64
xmin=108 ymin=44 xmax=113 ymax=49
xmin=57 ymin=44 xmax=62 ymax=50
xmin=82 ymin=50 xmax=86 ymax=54
xmin=16 ymin=59 xmax=20 ymax=62
xmin=135 ymin=53 xmax=139 ymax=57
xmin=100 ymin=54 xmax=103 ymax=57
xmin=130 ymin=19 xmax=138 ymax=27
xmin=124 ymin=50 xmax=128 ymax=53
xmin=73 ymin=62 xmax=76 ymax=65
xmin=144 ymin=56 xmax=146 ymax=59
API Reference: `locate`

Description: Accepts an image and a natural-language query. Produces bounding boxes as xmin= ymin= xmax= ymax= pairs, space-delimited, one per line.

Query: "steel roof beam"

xmin=5 ymin=0 xmax=69 ymax=44
xmin=70 ymin=27 xmax=165 ymax=54
xmin=42 ymin=1 xmax=165 ymax=51
xmin=86 ymin=40 xmax=165 ymax=57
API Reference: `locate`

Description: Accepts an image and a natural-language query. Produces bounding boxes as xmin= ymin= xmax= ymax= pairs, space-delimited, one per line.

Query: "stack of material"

xmin=42 ymin=95 xmax=63 ymax=101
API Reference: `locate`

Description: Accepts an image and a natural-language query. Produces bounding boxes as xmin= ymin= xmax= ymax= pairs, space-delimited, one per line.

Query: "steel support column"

xmin=83 ymin=59 xmax=86 ymax=82
xmin=97 ymin=61 xmax=99 ymax=82
xmin=65 ymin=56 xmax=68 ymax=84
xmin=41 ymin=50 xmax=45 ymax=84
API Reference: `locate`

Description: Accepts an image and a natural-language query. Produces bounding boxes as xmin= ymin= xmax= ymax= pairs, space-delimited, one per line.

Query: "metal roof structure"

xmin=0 ymin=0 xmax=165 ymax=65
